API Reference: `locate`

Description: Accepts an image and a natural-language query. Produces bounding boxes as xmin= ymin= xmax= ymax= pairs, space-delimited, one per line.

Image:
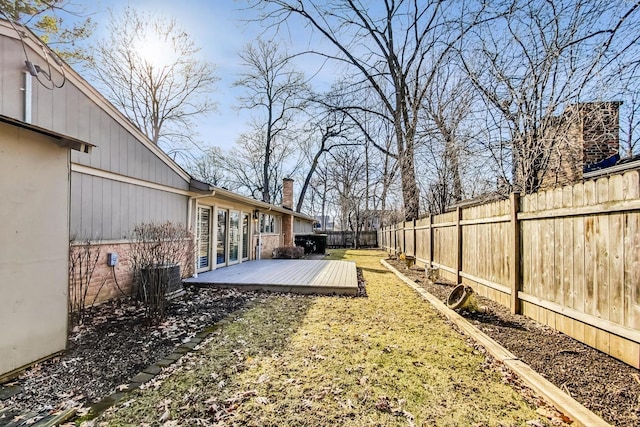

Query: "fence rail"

xmin=379 ymin=170 xmax=640 ymax=368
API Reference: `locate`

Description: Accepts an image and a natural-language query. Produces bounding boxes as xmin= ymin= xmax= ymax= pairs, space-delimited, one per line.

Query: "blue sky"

xmin=85 ymin=0 xmax=333 ymax=152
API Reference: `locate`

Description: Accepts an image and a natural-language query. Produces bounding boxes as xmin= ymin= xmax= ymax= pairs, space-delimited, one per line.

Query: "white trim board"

xmin=71 ymin=163 xmax=190 ymax=196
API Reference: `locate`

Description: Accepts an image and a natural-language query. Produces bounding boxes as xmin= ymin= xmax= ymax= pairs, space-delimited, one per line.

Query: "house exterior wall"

xmin=0 ymin=22 xmax=191 ymax=242
xmin=70 ymin=239 xmax=194 ymax=306
xmin=0 ymin=123 xmax=69 ymax=378
xmin=257 ymin=234 xmax=281 ymax=259
xmin=294 ymin=218 xmax=314 ymax=234
xmin=70 ymin=172 xmax=188 ymax=240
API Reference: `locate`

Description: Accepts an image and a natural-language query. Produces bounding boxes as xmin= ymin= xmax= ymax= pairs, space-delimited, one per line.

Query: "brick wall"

xmin=581 ymin=102 xmax=620 ymax=167
xmin=255 ymin=234 xmax=281 ymax=259
xmin=69 ymin=239 xmax=194 ymax=307
xmin=540 ymin=102 xmax=620 ymax=190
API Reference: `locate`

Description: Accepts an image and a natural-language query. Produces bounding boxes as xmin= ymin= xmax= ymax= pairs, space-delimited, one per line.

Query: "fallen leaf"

xmin=536 ymin=407 xmax=554 ymax=419
xmin=375 ymin=396 xmax=391 ymax=412
xmin=159 ymin=409 xmax=170 ymax=423
xmin=255 ymin=396 xmax=269 ymax=405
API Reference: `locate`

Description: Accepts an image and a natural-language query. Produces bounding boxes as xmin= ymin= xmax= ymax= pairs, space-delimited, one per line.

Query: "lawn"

xmin=95 ymin=249 xmax=550 ymax=426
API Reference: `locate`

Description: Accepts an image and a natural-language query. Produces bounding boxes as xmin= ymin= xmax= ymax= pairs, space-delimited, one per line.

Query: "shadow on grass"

xmin=94 ymin=291 xmax=318 ymax=424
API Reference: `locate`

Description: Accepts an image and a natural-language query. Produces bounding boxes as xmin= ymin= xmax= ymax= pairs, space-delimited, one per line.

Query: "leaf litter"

xmin=0 ymin=287 xmax=262 ymax=423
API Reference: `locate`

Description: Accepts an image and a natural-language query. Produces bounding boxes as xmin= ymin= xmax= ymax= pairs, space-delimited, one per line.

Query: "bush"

xmin=294 ymin=234 xmax=327 ymax=254
xmin=273 ymin=246 xmax=305 ymax=259
xmin=129 ymin=222 xmax=192 ymax=322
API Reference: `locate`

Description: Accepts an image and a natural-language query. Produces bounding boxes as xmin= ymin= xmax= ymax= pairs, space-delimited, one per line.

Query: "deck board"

xmin=184 ymin=259 xmax=358 ymax=295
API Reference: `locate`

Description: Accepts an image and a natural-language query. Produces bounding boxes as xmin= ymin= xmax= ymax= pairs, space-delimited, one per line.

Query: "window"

xmin=260 ymin=213 xmax=278 ymax=234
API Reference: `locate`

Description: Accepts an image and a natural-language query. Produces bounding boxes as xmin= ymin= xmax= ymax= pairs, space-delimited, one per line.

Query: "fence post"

xmin=456 ymin=207 xmax=463 ymax=285
xmin=412 ymin=219 xmax=417 ymax=258
xmin=428 ymin=214 xmax=433 ymax=268
xmin=393 ymin=224 xmax=396 ymax=253
xmin=402 ymin=221 xmax=406 ymax=254
xmin=510 ymin=192 xmax=521 ymax=314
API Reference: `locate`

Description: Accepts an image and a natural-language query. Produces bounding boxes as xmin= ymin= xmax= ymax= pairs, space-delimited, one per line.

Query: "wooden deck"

xmin=184 ymin=259 xmax=358 ymax=296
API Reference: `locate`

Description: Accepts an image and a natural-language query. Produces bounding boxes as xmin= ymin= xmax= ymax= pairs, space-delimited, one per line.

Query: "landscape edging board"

xmin=380 ymin=259 xmax=610 ymax=427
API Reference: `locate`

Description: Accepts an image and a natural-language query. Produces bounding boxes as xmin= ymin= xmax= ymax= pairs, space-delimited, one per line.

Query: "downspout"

xmin=188 ymin=191 xmax=215 ymax=278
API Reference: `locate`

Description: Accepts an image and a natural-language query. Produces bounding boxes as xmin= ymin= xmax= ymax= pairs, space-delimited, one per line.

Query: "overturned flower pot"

xmin=446 ymin=284 xmax=488 ymax=314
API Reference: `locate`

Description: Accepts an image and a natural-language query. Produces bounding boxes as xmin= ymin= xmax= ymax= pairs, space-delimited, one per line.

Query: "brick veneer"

xmin=541 ymin=102 xmax=620 ymax=189
xmin=69 ymin=240 xmax=194 ymax=306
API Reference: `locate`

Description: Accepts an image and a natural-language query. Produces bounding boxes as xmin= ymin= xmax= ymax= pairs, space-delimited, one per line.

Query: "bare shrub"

xmin=129 ymin=222 xmax=192 ymax=322
xmin=273 ymin=246 xmax=304 ymax=259
xmin=68 ymin=239 xmax=101 ymax=327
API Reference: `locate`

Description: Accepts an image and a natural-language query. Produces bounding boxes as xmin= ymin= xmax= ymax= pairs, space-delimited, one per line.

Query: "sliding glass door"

xmin=197 ymin=206 xmax=211 ymax=272
xmin=229 ymin=211 xmax=240 ymax=264
xmin=216 ymin=209 xmax=227 ymax=266
xmin=242 ymin=213 xmax=250 ymax=261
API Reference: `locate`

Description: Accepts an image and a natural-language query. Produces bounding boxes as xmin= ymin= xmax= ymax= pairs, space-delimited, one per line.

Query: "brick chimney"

xmin=282 ymin=178 xmax=294 ymax=210
xmin=282 ymin=178 xmax=294 ymax=246
xmin=541 ymin=101 xmax=621 ymax=189
xmin=580 ymin=102 xmax=620 ymax=169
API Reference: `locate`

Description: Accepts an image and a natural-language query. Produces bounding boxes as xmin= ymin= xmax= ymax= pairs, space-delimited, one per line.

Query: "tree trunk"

xmin=396 ymin=126 xmax=420 ymax=221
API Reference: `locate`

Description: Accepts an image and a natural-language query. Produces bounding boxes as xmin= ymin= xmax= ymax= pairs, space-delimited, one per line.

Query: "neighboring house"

xmin=0 ymin=18 xmax=314 ymax=378
xmin=526 ymin=102 xmax=623 ymax=190
xmin=314 ymin=215 xmax=334 ymax=231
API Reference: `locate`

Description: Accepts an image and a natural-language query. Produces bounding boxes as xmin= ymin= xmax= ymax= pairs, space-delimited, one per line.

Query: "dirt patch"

xmin=385 ymin=257 xmax=640 ymax=426
xmin=0 ymin=287 xmax=261 ymax=421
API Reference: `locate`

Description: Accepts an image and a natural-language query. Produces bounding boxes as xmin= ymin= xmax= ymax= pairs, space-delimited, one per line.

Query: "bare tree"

xmin=234 ymin=38 xmax=309 ymax=203
xmin=186 ymin=146 xmax=229 ymax=187
xmin=250 ymin=0 xmax=491 ymax=220
xmin=413 ymin=62 xmax=485 ymax=213
xmin=326 ymin=145 xmax=367 ymax=234
xmin=459 ymin=0 xmax=640 ymax=193
xmin=90 ymin=7 xmax=218 ymax=155
xmin=224 ymin=126 xmax=300 ymax=202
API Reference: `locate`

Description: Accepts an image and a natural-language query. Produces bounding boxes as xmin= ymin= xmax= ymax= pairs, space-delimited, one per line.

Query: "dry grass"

xmin=96 ymin=249 xmax=549 ymax=426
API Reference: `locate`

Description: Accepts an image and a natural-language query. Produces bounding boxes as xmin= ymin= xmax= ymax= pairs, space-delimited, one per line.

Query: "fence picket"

xmin=382 ymin=172 xmax=640 ymax=367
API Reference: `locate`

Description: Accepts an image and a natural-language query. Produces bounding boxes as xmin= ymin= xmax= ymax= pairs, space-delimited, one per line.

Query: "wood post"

xmin=412 ymin=219 xmax=417 ymax=258
xmin=428 ymin=214 xmax=433 ymax=268
xmin=510 ymin=192 xmax=521 ymax=314
xmin=456 ymin=207 xmax=463 ymax=285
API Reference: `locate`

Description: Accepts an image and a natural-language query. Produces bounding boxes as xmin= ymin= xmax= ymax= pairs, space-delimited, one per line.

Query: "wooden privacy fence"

xmin=325 ymin=231 xmax=378 ymax=248
xmin=379 ymin=170 xmax=640 ymax=368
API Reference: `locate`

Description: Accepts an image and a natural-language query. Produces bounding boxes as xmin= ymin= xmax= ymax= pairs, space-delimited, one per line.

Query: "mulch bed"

xmin=385 ymin=257 xmax=640 ymax=427
xmin=0 ymin=287 xmax=261 ymax=423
